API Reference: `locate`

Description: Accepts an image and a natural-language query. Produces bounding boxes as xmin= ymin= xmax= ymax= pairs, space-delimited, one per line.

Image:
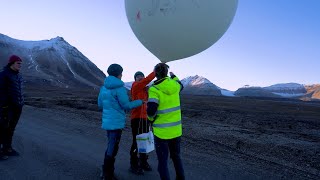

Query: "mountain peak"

xmin=50 ymin=36 xmax=66 ymax=42
xmin=180 ymin=75 xmax=222 ymax=96
xmin=0 ymin=33 xmax=71 ymax=52
xmin=0 ymin=34 xmax=105 ymax=89
xmin=182 ymin=75 xmax=212 ymax=86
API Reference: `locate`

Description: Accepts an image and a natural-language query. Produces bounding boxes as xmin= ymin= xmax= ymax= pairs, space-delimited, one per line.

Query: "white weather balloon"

xmin=125 ymin=0 xmax=238 ymax=63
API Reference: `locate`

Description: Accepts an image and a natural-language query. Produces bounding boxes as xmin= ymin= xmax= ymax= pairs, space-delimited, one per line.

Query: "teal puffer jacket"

xmin=98 ymin=76 xmax=142 ymax=130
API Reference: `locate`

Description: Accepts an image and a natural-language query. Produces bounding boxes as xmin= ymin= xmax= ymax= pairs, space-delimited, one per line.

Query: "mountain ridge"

xmin=0 ymin=33 xmax=105 ymax=89
xmin=1 ymin=34 xmax=319 ymax=100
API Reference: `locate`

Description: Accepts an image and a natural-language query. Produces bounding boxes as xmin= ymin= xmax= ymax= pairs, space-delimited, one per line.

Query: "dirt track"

xmin=0 ymin=91 xmax=319 ymax=180
xmin=0 ymin=106 xmax=250 ymax=180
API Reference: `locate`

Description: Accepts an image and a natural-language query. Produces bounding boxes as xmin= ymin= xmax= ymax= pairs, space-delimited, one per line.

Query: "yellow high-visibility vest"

xmin=148 ymin=76 xmax=182 ymax=139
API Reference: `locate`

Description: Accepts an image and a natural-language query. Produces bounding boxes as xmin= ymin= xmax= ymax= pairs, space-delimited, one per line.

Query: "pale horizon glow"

xmin=1 ymin=0 xmax=319 ymax=91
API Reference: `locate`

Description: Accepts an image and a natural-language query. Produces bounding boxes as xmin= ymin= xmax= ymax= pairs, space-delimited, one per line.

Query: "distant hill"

xmin=303 ymin=84 xmax=320 ymax=101
xmin=234 ymin=86 xmax=281 ymax=98
xmin=124 ymin=77 xmax=319 ymax=101
xmin=263 ymin=83 xmax=306 ymax=97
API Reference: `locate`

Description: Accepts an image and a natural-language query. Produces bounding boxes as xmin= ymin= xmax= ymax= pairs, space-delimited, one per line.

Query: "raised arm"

xmin=170 ymin=72 xmax=184 ymax=92
xmin=132 ymin=71 xmax=155 ymax=92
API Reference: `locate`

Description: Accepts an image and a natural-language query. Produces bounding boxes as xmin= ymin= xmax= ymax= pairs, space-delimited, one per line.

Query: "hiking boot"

xmin=140 ymin=154 xmax=152 ymax=171
xmin=130 ymin=164 xmax=144 ymax=175
xmin=101 ymin=165 xmax=119 ymax=180
xmin=0 ymin=150 xmax=8 ymax=161
xmin=141 ymin=161 xmax=152 ymax=171
xmin=4 ymin=148 xmax=19 ymax=156
xmin=103 ymin=156 xmax=116 ymax=180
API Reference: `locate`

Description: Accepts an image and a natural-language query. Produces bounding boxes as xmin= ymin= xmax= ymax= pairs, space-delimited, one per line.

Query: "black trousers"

xmin=130 ymin=118 xmax=152 ymax=164
xmin=0 ymin=106 xmax=22 ymax=149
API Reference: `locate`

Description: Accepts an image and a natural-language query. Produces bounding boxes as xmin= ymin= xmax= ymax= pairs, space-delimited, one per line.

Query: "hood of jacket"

xmin=104 ymin=75 xmax=124 ymax=89
xmin=153 ymin=77 xmax=180 ymax=95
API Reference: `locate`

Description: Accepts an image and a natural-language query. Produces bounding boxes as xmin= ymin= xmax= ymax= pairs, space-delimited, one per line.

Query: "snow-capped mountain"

xmin=181 ymin=75 xmax=217 ymax=88
xmin=181 ymin=75 xmax=221 ymax=96
xmin=263 ymin=83 xmax=306 ymax=97
xmin=2 ymin=34 xmax=317 ymax=100
xmin=235 ymin=86 xmax=281 ymax=98
xmin=234 ymin=83 xmax=320 ymax=100
xmin=0 ymin=33 xmax=105 ymax=89
xmin=181 ymin=75 xmax=213 ymax=87
xmin=124 ymin=77 xmax=318 ymax=101
xmin=124 ymin=75 xmax=222 ymax=96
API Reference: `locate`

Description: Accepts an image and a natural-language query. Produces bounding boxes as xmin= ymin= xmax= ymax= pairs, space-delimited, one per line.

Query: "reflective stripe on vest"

xmin=157 ymin=106 xmax=180 ymax=114
xmin=148 ymin=98 xmax=159 ymax=104
xmin=153 ymin=120 xmax=181 ymax=128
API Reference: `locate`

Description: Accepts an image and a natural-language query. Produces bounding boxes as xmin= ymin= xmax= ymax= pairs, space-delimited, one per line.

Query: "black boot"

xmin=0 ymin=149 xmax=8 ymax=161
xmin=101 ymin=165 xmax=118 ymax=180
xmin=3 ymin=147 xmax=19 ymax=156
xmin=103 ymin=156 xmax=116 ymax=180
xmin=130 ymin=156 xmax=144 ymax=175
xmin=140 ymin=154 xmax=152 ymax=171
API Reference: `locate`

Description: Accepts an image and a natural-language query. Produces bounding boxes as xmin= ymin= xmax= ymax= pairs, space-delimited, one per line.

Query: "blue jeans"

xmin=103 ymin=129 xmax=122 ymax=178
xmin=155 ymin=136 xmax=185 ymax=180
xmin=105 ymin=129 xmax=122 ymax=158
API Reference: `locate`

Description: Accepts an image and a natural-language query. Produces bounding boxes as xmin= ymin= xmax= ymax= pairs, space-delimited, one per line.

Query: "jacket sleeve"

xmin=171 ymin=74 xmax=184 ymax=92
xmin=97 ymin=87 xmax=104 ymax=110
xmin=147 ymin=86 xmax=159 ymax=121
xmin=0 ymin=71 xmax=8 ymax=107
xmin=117 ymin=87 xmax=143 ymax=110
xmin=132 ymin=72 xmax=155 ymax=93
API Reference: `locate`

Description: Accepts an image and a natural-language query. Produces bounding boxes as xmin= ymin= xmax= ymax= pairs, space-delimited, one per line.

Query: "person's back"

xmin=147 ymin=63 xmax=185 ymax=180
xmin=99 ymin=75 xmax=142 ymax=130
xmin=98 ymin=63 xmax=143 ymax=179
xmin=148 ymin=76 xmax=182 ymax=138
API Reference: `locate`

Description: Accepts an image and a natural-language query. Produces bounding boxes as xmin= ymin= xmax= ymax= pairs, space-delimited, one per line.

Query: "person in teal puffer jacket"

xmin=98 ymin=63 xmax=143 ymax=180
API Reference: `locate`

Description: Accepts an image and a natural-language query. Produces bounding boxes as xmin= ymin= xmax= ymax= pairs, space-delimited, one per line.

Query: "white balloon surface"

xmin=125 ymin=0 xmax=238 ymax=62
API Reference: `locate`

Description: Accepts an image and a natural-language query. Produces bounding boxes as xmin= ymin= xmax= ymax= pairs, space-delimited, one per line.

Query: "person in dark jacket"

xmin=98 ymin=63 xmax=143 ymax=180
xmin=0 ymin=55 xmax=24 ymax=160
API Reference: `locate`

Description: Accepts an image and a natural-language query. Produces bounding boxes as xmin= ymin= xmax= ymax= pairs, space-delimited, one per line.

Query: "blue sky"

xmin=1 ymin=0 xmax=319 ymax=90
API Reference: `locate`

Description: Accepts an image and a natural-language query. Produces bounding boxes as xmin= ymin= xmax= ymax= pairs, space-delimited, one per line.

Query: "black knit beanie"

xmin=107 ymin=64 xmax=123 ymax=77
xmin=134 ymin=71 xmax=144 ymax=80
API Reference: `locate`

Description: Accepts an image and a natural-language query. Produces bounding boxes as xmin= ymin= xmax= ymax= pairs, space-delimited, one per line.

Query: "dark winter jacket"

xmin=0 ymin=66 xmax=24 ymax=108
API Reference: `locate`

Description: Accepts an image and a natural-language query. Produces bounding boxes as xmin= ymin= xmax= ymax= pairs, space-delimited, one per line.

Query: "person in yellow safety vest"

xmin=147 ymin=63 xmax=185 ymax=180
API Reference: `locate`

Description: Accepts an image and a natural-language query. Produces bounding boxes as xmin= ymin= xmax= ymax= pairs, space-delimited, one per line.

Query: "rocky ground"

xmin=0 ymin=88 xmax=319 ymax=180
